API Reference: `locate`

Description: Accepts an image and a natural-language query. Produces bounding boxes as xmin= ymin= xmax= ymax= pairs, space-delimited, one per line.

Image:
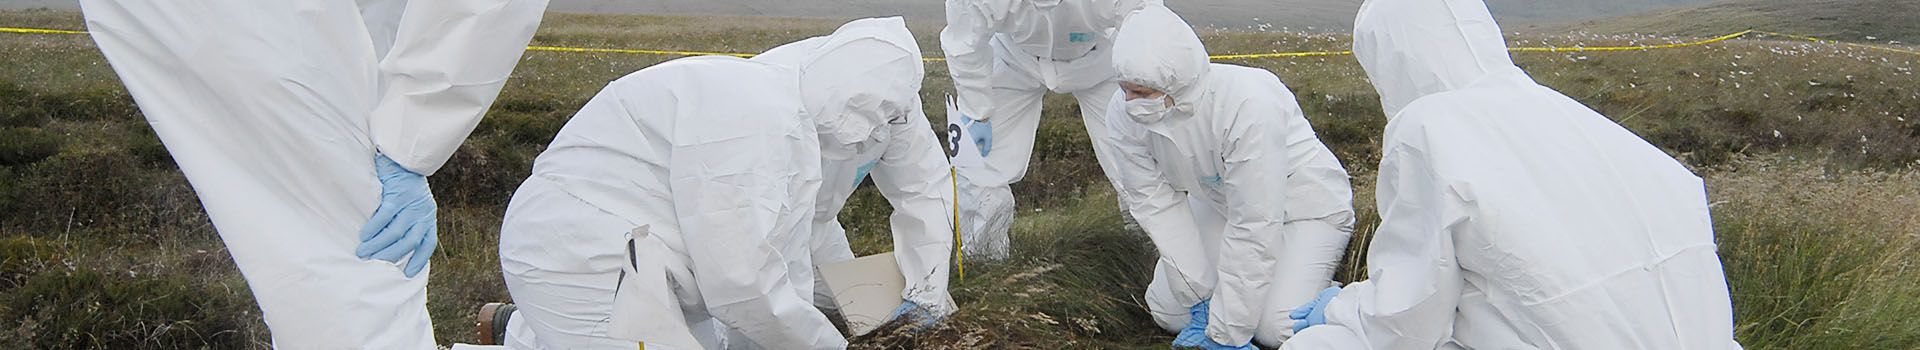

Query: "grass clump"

xmin=2 ymin=269 xmax=257 ymax=349
xmin=1706 ymin=157 xmax=1920 ymax=349
xmin=852 ymin=189 xmax=1164 ymax=349
xmin=0 ymin=127 xmax=64 ymax=167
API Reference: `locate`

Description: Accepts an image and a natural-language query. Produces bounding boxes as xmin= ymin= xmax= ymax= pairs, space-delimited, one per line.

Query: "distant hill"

xmin=0 ymin=0 xmax=1714 ymax=32
xmin=1538 ymin=0 xmax=1920 ymax=44
xmin=538 ymin=0 xmax=1715 ymax=31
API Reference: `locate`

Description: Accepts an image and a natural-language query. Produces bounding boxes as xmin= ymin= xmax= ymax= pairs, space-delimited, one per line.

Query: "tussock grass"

xmin=1706 ymin=157 xmax=1920 ymax=349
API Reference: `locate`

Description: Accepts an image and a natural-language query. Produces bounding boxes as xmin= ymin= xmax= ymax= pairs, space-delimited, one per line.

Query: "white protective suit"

xmin=497 ymin=18 xmax=925 ymax=350
xmin=79 ymin=0 xmax=546 ymax=348
xmin=941 ymin=0 xmax=1151 ymax=259
xmin=751 ymin=37 xmax=959 ymax=319
xmin=1103 ymin=6 xmax=1354 ymax=348
xmin=1283 ymin=0 xmax=1742 ymax=349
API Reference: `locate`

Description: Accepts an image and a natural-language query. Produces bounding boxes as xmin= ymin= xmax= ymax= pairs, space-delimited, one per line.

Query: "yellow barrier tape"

xmin=1208 ymin=50 xmax=1354 ymax=60
xmin=9 ymin=25 xmax=1915 ymax=60
xmin=1507 ymin=29 xmax=1753 ymax=54
xmin=527 ymin=45 xmax=755 ymax=58
xmin=1 ymin=26 xmax=85 ymax=35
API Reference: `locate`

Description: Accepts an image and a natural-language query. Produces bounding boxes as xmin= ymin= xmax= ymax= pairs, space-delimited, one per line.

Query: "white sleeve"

xmin=1321 ymin=141 xmax=1465 ymax=350
xmin=670 ymin=121 xmax=845 ymax=349
xmin=940 ymin=0 xmax=1014 ymax=121
xmin=1101 ymin=0 xmax=1157 ymax=25
xmin=870 ymin=104 xmax=959 ymax=315
xmin=1202 ymin=101 xmax=1292 ymax=345
xmin=1103 ymin=93 xmax=1214 ymax=308
xmin=368 ymin=0 xmax=550 ymax=175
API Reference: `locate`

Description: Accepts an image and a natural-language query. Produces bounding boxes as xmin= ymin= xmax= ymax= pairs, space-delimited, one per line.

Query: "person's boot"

xmin=476 ymin=302 xmax=517 ymax=345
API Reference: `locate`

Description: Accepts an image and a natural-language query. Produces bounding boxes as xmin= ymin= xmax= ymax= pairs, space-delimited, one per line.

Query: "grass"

xmin=1705 ymin=157 xmax=1920 ymax=348
xmin=2 ymin=8 xmax=1919 ymax=349
xmin=1540 ymin=0 xmax=1920 ymax=44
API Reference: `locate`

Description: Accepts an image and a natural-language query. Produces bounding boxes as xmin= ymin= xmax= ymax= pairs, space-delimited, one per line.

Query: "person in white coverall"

xmin=1101 ymin=5 xmax=1354 ymax=349
xmin=941 ymin=0 xmax=1152 ymax=259
xmin=1282 ymin=0 xmax=1742 ymax=349
xmin=79 ymin=0 xmax=546 ymax=348
xmin=750 ymin=36 xmax=960 ymax=327
xmin=496 ymin=18 xmax=926 ymax=349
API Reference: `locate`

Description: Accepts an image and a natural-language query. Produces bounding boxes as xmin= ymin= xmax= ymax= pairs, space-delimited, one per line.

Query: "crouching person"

xmin=1283 ymin=0 xmax=1741 ymax=349
xmin=1103 ymin=5 xmax=1356 ymax=349
xmin=494 ymin=17 xmax=925 ymax=349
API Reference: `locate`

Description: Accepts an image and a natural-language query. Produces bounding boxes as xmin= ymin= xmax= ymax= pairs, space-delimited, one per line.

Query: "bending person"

xmin=495 ymin=18 xmax=926 ymax=349
xmin=1103 ymin=5 xmax=1355 ymax=349
xmin=750 ymin=37 xmax=959 ymax=328
xmin=80 ymin=0 xmax=547 ymax=347
xmin=1285 ymin=0 xmax=1740 ymax=349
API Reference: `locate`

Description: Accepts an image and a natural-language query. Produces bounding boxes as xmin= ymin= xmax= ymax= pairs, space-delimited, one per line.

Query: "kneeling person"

xmin=1104 ymin=6 xmax=1356 ymax=349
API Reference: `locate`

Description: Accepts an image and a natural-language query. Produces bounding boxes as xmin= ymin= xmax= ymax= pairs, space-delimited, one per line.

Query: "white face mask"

xmin=1125 ymin=96 xmax=1172 ymax=124
xmin=821 ymin=100 xmax=905 ymax=160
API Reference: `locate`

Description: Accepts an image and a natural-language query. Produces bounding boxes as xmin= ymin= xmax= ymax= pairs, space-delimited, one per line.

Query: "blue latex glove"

xmin=854 ymin=159 xmax=879 ymax=184
xmin=356 ymin=153 xmax=439 ymax=278
xmin=1289 ymin=286 xmax=1343 ymax=333
xmin=1172 ymin=299 xmax=1255 ymax=350
xmin=966 ymin=119 xmax=992 ymax=156
xmin=888 ymin=300 xmax=943 ymax=331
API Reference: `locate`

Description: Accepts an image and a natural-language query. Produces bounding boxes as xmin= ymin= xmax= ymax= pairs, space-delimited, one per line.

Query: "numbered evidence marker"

xmin=818 ymin=252 xmax=907 ymax=336
xmin=945 ymin=95 xmax=986 ymax=168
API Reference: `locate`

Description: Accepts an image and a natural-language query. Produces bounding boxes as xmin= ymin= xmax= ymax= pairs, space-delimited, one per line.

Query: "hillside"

xmin=1543 ymin=0 xmax=1920 ymax=44
xmin=1 ymin=0 xmax=1713 ymax=30
xmin=539 ymin=0 xmax=1718 ymax=30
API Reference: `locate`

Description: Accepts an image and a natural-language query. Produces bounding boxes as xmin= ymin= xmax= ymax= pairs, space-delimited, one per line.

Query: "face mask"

xmin=819 ymin=94 xmax=885 ymax=145
xmin=1125 ymin=96 xmax=1172 ymax=124
xmin=821 ymin=98 xmax=905 ymax=160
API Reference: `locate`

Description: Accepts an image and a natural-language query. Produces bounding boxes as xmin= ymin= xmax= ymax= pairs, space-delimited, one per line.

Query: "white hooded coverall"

xmin=752 ymin=38 xmax=959 ymax=320
xmin=941 ymin=0 xmax=1150 ymax=259
xmin=1103 ymin=5 xmax=1355 ymax=348
xmin=497 ymin=18 xmax=925 ymax=350
xmin=79 ymin=0 xmax=547 ymax=348
xmin=1283 ymin=0 xmax=1741 ymax=349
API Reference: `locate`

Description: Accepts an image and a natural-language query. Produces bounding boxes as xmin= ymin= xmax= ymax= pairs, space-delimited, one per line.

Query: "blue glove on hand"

xmin=888 ymin=300 xmax=943 ymax=331
xmin=1172 ymin=299 xmax=1255 ymax=350
xmin=356 ymin=153 xmax=439 ymax=278
xmin=1289 ymin=286 xmax=1343 ymax=333
xmin=966 ymin=119 xmax=992 ymax=156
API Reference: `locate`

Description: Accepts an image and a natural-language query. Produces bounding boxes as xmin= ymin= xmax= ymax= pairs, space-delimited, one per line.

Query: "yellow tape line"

xmin=1 ymin=26 xmax=86 ymax=35
xmin=526 ymin=45 xmax=756 ymax=58
xmin=1507 ymin=29 xmax=1753 ymax=53
xmin=9 ymin=25 xmax=1915 ymax=60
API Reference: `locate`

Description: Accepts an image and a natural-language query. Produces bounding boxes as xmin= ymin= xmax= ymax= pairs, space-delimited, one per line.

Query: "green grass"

xmin=3 ymin=9 xmax=1919 ymax=349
